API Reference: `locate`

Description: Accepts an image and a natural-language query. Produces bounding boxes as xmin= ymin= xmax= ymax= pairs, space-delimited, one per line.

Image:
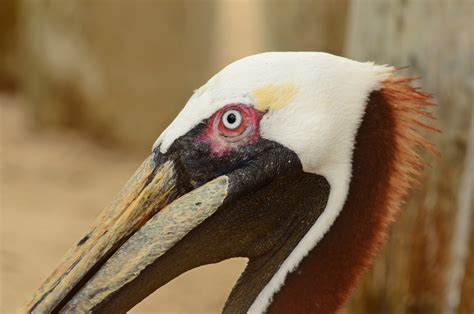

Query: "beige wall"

xmin=17 ymin=0 xmax=348 ymax=154
xmin=0 ymin=0 xmax=18 ymax=90
xmin=345 ymin=1 xmax=473 ymax=313
xmin=20 ymin=0 xmax=217 ymax=153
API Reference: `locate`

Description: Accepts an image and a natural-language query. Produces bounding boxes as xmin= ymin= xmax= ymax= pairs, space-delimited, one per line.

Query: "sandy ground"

xmin=0 ymin=94 xmax=246 ymax=313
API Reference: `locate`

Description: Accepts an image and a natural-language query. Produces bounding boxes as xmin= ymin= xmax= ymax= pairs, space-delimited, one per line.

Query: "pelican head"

xmin=22 ymin=52 xmax=434 ymax=313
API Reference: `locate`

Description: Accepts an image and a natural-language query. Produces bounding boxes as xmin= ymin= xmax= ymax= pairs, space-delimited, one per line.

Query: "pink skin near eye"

xmin=199 ymin=104 xmax=263 ymax=157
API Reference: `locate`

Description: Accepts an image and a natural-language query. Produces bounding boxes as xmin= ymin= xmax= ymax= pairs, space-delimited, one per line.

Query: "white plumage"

xmin=154 ymin=52 xmax=393 ymax=313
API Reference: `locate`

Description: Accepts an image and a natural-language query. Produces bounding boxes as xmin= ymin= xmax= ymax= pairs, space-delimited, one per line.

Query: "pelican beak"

xmin=19 ymin=151 xmax=227 ymax=313
xmin=21 ymin=140 xmax=302 ymax=313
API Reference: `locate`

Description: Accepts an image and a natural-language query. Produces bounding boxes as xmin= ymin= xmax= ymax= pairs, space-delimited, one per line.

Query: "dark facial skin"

xmin=161 ymin=120 xmax=307 ymax=196
xmin=90 ymin=109 xmax=331 ymax=313
xmin=162 ymin=105 xmax=283 ymax=191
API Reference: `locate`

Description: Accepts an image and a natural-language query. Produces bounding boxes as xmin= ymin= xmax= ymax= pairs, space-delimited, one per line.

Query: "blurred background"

xmin=0 ymin=0 xmax=472 ymax=313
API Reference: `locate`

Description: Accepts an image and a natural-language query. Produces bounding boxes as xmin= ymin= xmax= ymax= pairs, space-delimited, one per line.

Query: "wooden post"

xmin=345 ymin=0 xmax=473 ymax=313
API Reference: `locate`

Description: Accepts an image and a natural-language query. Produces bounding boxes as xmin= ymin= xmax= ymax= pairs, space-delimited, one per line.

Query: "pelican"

xmin=22 ymin=52 xmax=435 ymax=313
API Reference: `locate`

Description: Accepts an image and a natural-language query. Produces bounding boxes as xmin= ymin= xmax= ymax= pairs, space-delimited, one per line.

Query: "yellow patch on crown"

xmin=253 ymin=82 xmax=297 ymax=111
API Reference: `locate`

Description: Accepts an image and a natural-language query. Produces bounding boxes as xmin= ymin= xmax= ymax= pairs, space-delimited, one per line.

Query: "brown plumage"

xmin=268 ymin=74 xmax=438 ymax=313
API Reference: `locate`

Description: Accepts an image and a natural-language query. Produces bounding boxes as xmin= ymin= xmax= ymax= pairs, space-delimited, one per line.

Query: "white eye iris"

xmin=222 ymin=109 xmax=243 ymax=130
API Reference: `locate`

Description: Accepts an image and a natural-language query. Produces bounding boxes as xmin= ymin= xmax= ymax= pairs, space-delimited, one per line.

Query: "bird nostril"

xmin=76 ymin=234 xmax=90 ymax=247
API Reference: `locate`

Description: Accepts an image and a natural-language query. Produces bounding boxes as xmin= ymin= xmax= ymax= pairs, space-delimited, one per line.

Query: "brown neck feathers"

xmin=267 ymin=76 xmax=436 ymax=313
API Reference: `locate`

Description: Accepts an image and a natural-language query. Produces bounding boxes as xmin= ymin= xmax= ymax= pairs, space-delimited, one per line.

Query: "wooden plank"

xmin=345 ymin=0 xmax=473 ymax=312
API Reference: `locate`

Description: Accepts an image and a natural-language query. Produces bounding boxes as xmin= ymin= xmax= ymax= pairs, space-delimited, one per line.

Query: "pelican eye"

xmin=222 ymin=109 xmax=243 ymax=130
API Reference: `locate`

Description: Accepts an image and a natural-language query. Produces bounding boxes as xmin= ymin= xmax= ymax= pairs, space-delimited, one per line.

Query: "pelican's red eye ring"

xmin=199 ymin=103 xmax=263 ymax=157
